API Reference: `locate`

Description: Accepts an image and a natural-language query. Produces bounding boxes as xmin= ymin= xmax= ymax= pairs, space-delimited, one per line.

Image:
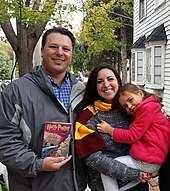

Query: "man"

xmin=0 ymin=27 xmax=86 ymax=191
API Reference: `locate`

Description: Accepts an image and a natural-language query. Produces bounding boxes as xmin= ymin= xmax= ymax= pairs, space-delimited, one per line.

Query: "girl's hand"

xmin=97 ymin=120 xmax=114 ymax=136
xmin=42 ymin=155 xmax=72 ymax=171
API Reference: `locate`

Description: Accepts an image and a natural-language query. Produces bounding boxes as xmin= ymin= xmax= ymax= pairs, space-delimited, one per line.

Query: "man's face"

xmin=41 ymin=32 xmax=73 ymax=76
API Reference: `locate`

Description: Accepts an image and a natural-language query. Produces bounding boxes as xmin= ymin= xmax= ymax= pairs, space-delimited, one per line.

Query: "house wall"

xmin=133 ymin=0 xmax=170 ymax=115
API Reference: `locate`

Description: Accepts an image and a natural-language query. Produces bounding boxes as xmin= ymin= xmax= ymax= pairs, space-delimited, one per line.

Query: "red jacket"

xmin=113 ymin=96 xmax=170 ymax=164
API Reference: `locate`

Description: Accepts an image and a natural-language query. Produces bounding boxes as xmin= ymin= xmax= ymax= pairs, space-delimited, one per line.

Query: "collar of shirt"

xmin=48 ymin=72 xmax=70 ymax=88
xmin=48 ymin=72 xmax=71 ymax=112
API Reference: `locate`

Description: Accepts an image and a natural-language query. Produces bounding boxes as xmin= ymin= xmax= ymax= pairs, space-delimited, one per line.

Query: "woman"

xmin=75 ymin=63 xmax=149 ymax=191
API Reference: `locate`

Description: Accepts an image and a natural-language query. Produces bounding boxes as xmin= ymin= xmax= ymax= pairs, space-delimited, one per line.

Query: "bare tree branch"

xmin=0 ymin=20 xmax=18 ymax=52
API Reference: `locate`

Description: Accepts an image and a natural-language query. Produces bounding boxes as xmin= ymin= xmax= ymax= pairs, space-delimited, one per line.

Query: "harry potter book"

xmin=41 ymin=122 xmax=71 ymax=159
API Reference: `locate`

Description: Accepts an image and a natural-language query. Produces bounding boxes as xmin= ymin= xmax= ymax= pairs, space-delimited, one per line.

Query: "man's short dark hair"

xmin=42 ymin=26 xmax=76 ymax=49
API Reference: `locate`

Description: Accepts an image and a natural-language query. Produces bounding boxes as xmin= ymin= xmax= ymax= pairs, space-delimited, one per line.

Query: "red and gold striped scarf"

xmin=75 ymin=100 xmax=112 ymax=158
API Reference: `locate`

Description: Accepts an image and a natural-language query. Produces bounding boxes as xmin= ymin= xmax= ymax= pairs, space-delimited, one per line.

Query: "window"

xmin=139 ymin=0 xmax=146 ymax=20
xmin=154 ymin=46 xmax=162 ymax=84
xmin=145 ymin=44 xmax=165 ymax=89
xmin=131 ymin=50 xmax=145 ymax=85
xmin=137 ymin=52 xmax=144 ymax=82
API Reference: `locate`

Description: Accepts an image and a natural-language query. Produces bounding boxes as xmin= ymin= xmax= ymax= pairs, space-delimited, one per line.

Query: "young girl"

xmin=97 ymin=83 xmax=170 ymax=191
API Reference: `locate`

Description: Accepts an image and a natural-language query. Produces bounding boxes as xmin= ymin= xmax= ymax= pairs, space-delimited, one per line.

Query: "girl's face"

xmin=118 ymin=91 xmax=144 ymax=115
xmin=96 ymin=69 xmax=119 ymax=103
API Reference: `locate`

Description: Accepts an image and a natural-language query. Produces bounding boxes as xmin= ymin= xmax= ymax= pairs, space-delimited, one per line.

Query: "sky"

xmin=0 ymin=28 xmax=5 ymax=37
xmin=65 ymin=0 xmax=84 ymax=32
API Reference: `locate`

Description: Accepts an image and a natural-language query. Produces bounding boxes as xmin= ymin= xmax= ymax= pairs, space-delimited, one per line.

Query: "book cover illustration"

xmin=41 ymin=122 xmax=71 ymax=159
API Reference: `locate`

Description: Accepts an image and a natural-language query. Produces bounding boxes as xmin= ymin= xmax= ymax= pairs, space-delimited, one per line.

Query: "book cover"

xmin=41 ymin=122 xmax=71 ymax=159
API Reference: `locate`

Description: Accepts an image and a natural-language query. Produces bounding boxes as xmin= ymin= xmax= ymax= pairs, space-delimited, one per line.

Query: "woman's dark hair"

xmin=78 ymin=63 xmax=122 ymax=112
xmin=118 ymin=83 xmax=161 ymax=102
xmin=42 ymin=26 xmax=76 ymax=49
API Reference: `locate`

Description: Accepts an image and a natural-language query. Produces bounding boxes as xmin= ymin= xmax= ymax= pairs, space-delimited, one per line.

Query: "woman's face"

xmin=96 ymin=68 xmax=119 ymax=103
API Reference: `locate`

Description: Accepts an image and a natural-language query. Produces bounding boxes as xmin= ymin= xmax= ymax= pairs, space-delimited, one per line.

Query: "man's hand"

xmin=42 ymin=155 xmax=72 ymax=171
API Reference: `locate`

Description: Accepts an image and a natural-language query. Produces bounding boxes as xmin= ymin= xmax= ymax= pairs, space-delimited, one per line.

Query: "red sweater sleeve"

xmin=112 ymin=104 xmax=154 ymax=144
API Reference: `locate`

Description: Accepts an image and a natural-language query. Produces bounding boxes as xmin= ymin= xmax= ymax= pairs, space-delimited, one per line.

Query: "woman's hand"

xmin=139 ymin=171 xmax=150 ymax=182
xmin=139 ymin=171 xmax=159 ymax=182
xmin=42 ymin=155 xmax=72 ymax=171
xmin=97 ymin=120 xmax=114 ymax=136
xmin=148 ymin=171 xmax=159 ymax=178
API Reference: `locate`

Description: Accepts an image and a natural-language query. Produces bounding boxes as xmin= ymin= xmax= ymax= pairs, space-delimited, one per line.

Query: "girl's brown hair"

xmin=118 ymin=83 xmax=161 ymax=102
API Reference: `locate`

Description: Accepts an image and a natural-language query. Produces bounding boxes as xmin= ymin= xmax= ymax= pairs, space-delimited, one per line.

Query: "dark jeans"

xmin=90 ymin=181 xmax=149 ymax=191
xmin=91 ymin=178 xmax=149 ymax=191
xmin=127 ymin=182 xmax=149 ymax=191
xmin=159 ymin=149 xmax=170 ymax=191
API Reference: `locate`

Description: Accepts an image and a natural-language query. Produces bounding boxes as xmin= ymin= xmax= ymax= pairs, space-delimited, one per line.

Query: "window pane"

xmin=154 ymin=75 xmax=161 ymax=84
xmin=155 ymin=57 xmax=161 ymax=66
xmin=137 ymin=75 xmax=143 ymax=81
xmin=137 ymin=67 xmax=143 ymax=75
xmin=138 ymin=60 xmax=143 ymax=67
xmin=154 ymin=66 xmax=161 ymax=75
xmin=154 ymin=46 xmax=161 ymax=56
xmin=137 ymin=52 xmax=143 ymax=59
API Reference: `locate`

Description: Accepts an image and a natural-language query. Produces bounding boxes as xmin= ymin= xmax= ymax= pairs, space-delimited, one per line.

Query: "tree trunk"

xmin=1 ymin=20 xmax=46 ymax=77
xmin=17 ymin=47 xmax=34 ymax=77
xmin=120 ymin=26 xmax=127 ymax=84
xmin=16 ymin=24 xmax=36 ymax=76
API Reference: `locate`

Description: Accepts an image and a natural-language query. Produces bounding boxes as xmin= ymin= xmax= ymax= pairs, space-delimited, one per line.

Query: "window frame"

xmin=144 ymin=41 xmax=165 ymax=89
xmin=131 ymin=49 xmax=145 ymax=86
xmin=139 ymin=0 xmax=146 ymax=21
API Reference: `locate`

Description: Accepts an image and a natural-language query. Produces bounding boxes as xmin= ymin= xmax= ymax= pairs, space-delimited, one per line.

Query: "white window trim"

xmin=144 ymin=41 xmax=165 ymax=90
xmin=131 ymin=48 xmax=145 ymax=86
xmin=139 ymin=0 xmax=146 ymax=21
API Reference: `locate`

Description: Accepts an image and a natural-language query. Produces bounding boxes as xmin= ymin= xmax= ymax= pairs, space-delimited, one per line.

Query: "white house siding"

xmin=133 ymin=0 xmax=170 ymax=115
xmin=133 ymin=0 xmax=170 ymax=42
